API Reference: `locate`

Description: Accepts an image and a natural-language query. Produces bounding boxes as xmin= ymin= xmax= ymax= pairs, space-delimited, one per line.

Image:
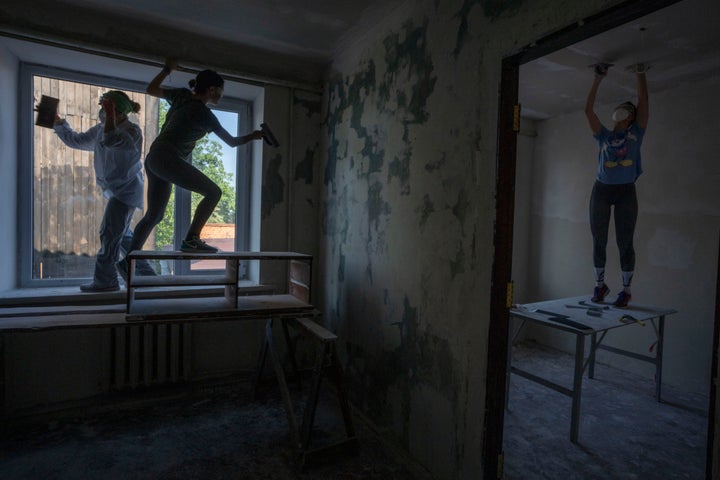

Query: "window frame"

xmin=18 ymin=62 xmax=254 ymax=287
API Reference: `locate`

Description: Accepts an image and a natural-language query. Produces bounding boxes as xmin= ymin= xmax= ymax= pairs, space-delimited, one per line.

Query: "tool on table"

xmin=534 ymin=309 xmax=593 ymax=332
xmin=260 ymin=122 xmax=280 ymax=147
xmin=565 ymin=304 xmax=605 ymax=317
xmin=619 ymin=314 xmax=645 ymax=327
xmin=578 ymin=300 xmax=610 ymax=310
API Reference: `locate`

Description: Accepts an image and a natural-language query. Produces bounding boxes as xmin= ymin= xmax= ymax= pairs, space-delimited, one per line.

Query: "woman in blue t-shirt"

xmin=119 ymin=59 xmax=263 ymax=278
xmin=584 ymin=63 xmax=649 ymax=308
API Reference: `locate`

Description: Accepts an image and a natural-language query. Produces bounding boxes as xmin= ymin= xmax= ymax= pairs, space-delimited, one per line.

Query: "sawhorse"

xmin=254 ymin=315 xmax=358 ymax=468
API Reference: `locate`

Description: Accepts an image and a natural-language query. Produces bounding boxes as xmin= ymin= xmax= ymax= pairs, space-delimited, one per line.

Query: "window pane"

xmin=31 ymin=76 xmax=156 ymax=280
xmin=30 ymin=73 xmax=251 ymax=282
xmin=190 ymin=109 xmax=239 ymax=271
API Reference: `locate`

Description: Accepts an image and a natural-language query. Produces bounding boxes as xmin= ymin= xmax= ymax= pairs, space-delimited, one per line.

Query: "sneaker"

xmin=116 ymin=258 xmax=129 ymax=284
xmin=80 ymin=282 xmax=119 ymax=293
xmin=613 ymin=291 xmax=632 ymax=308
xmin=591 ymin=284 xmax=610 ymax=303
xmin=180 ymin=236 xmax=218 ymax=253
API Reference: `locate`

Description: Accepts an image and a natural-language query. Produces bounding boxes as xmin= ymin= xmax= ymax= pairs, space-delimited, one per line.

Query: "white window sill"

xmin=0 ymin=281 xmax=274 ymax=308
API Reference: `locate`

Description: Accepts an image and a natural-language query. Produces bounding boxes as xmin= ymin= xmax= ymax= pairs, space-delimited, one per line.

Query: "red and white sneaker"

xmin=613 ymin=291 xmax=632 ymax=308
xmin=591 ymin=284 xmax=610 ymax=303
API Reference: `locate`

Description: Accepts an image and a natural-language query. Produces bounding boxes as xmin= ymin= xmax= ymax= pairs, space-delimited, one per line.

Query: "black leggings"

xmin=129 ymin=143 xmax=221 ymax=251
xmin=589 ymin=181 xmax=637 ymax=272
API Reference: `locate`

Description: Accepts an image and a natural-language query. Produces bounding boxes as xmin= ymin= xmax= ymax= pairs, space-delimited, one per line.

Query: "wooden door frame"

xmin=480 ymin=1 xmax=716 ymax=479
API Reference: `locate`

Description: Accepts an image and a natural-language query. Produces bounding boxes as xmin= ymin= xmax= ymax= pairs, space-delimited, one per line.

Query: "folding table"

xmin=507 ymin=295 xmax=676 ymax=442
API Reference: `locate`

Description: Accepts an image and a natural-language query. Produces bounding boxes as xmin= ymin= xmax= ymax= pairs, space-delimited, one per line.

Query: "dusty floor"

xmin=0 ymin=379 xmax=433 ymax=480
xmin=0 ymin=342 xmax=710 ymax=480
xmin=504 ymin=341 xmax=709 ymax=480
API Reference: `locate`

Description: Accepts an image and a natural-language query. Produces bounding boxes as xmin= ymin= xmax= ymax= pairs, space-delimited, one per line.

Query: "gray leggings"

xmin=589 ymin=180 xmax=637 ymax=272
xmin=129 ymin=144 xmax=221 ymax=251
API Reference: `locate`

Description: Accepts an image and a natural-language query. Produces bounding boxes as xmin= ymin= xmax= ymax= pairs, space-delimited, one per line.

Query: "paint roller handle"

xmin=593 ymin=63 xmax=610 ymax=77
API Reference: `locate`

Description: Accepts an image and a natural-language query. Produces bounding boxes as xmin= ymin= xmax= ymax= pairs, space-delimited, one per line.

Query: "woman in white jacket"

xmin=54 ymin=90 xmax=153 ymax=292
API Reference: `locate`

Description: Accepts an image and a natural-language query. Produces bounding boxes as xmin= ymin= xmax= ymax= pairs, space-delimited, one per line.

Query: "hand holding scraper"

xmin=260 ymin=122 xmax=280 ymax=147
xmin=34 ymin=95 xmax=59 ymax=129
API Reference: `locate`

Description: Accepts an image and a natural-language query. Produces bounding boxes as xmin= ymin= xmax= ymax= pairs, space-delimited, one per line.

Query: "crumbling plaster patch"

xmin=322 ymin=0 xmax=622 ymax=477
xmin=261 ymin=153 xmax=285 ymax=220
xmin=322 ymin=15 xmax=475 ymax=462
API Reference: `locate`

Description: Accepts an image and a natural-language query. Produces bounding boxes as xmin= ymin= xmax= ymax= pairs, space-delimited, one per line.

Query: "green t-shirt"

xmin=154 ymin=88 xmax=221 ymax=160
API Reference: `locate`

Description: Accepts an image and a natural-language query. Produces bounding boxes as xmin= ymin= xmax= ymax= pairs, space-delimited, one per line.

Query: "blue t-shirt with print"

xmin=594 ymin=122 xmax=645 ymax=184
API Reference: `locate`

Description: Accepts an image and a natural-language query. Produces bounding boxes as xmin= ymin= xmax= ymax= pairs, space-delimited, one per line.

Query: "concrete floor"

xmin=0 ymin=342 xmax=709 ymax=480
xmin=504 ymin=341 xmax=709 ymax=480
xmin=0 ymin=379 xmax=433 ymax=480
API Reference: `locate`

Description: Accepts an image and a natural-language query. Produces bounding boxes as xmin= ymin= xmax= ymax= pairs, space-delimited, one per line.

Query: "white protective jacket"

xmin=54 ymin=118 xmax=144 ymax=209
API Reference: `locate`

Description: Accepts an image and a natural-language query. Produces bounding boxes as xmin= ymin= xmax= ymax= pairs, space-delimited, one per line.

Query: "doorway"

xmin=483 ymin=0 xmax=719 ymax=478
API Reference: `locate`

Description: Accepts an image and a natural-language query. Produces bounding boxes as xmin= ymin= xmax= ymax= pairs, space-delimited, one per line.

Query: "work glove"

xmin=626 ymin=62 xmax=648 ymax=74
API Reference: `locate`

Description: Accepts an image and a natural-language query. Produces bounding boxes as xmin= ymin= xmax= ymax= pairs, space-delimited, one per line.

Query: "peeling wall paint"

xmin=261 ymin=154 xmax=285 ymax=220
xmin=480 ymin=0 xmax=525 ymax=19
xmin=294 ymin=147 xmax=315 ymax=184
xmin=321 ymin=1 xmax=622 ymax=478
xmin=452 ymin=0 xmax=524 ymax=58
xmin=322 ymin=8 xmax=479 ymax=479
xmin=289 ymin=89 xmax=323 ymax=289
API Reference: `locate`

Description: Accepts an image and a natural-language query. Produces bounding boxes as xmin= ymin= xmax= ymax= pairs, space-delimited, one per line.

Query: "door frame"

xmin=481 ymin=1 xmax=717 ymax=479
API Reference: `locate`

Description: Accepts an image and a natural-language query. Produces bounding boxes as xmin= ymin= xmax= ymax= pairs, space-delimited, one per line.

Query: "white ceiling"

xmin=1 ymin=0 xmax=717 ymax=113
xmin=519 ymin=0 xmax=720 ymax=119
xmin=56 ymin=0 xmax=391 ymax=63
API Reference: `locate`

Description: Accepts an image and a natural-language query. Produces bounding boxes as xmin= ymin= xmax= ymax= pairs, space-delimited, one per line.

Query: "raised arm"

xmin=146 ymin=58 xmax=177 ymax=98
xmin=213 ymin=126 xmax=264 ymax=148
xmin=584 ymin=67 xmax=606 ymax=135
xmin=53 ymin=115 xmax=100 ymax=152
xmin=634 ymin=66 xmax=649 ymax=129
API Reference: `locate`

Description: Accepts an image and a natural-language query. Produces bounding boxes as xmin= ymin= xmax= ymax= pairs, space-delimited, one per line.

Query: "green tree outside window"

xmin=154 ymin=100 xmax=236 ymax=249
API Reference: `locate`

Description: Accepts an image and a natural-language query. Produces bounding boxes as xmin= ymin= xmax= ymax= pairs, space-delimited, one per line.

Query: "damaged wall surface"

xmin=319 ymin=0 xmax=623 ymax=478
xmin=2 ymin=0 xmax=718 ymax=478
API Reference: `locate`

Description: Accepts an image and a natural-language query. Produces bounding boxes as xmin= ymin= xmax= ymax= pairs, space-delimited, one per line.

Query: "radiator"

xmin=111 ymin=324 xmax=191 ymax=390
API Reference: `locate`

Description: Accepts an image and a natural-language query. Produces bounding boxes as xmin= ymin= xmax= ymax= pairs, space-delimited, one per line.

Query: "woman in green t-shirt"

xmin=119 ymin=59 xmax=263 ymax=279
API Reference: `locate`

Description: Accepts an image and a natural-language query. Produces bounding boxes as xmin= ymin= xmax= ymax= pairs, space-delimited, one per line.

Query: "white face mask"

xmin=98 ymin=109 xmax=106 ymax=123
xmin=612 ymin=108 xmax=630 ymax=123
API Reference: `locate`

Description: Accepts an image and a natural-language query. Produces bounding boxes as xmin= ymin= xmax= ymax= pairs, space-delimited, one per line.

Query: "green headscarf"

xmin=101 ymin=90 xmax=133 ymax=115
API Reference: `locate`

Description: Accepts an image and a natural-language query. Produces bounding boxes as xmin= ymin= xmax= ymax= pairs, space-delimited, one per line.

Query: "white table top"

xmin=510 ymin=295 xmax=677 ymax=334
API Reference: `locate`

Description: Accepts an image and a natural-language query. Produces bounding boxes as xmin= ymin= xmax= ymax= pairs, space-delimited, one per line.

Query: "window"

xmin=19 ymin=63 xmax=254 ymax=287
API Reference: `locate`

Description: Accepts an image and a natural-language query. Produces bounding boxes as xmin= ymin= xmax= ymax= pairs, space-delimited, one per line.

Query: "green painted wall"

xmin=320 ymin=1 xmax=620 ymax=478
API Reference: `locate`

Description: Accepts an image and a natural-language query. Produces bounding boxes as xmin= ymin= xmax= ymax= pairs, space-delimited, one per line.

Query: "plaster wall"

xmin=516 ymin=74 xmax=720 ymax=395
xmin=321 ymin=0 xmax=620 ymax=478
xmin=512 ymin=117 xmax=538 ymax=305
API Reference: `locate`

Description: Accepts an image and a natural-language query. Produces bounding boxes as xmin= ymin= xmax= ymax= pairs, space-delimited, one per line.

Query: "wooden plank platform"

xmin=0 ymin=312 xmax=128 ymax=332
xmin=126 ymin=250 xmax=314 ymax=318
xmin=127 ymin=251 xmax=312 ymax=261
xmin=126 ymin=294 xmax=314 ymax=321
xmin=129 ymin=274 xmax=236 ymax=288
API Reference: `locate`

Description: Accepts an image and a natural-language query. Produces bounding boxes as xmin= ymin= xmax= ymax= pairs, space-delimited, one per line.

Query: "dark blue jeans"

xmin=589 ymin=181 xmax=637 ymax=272
xmin=93 ymin=197 xmax=135 ymax=287
xmin=93 ymin=198 xmax=155 ymax=286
